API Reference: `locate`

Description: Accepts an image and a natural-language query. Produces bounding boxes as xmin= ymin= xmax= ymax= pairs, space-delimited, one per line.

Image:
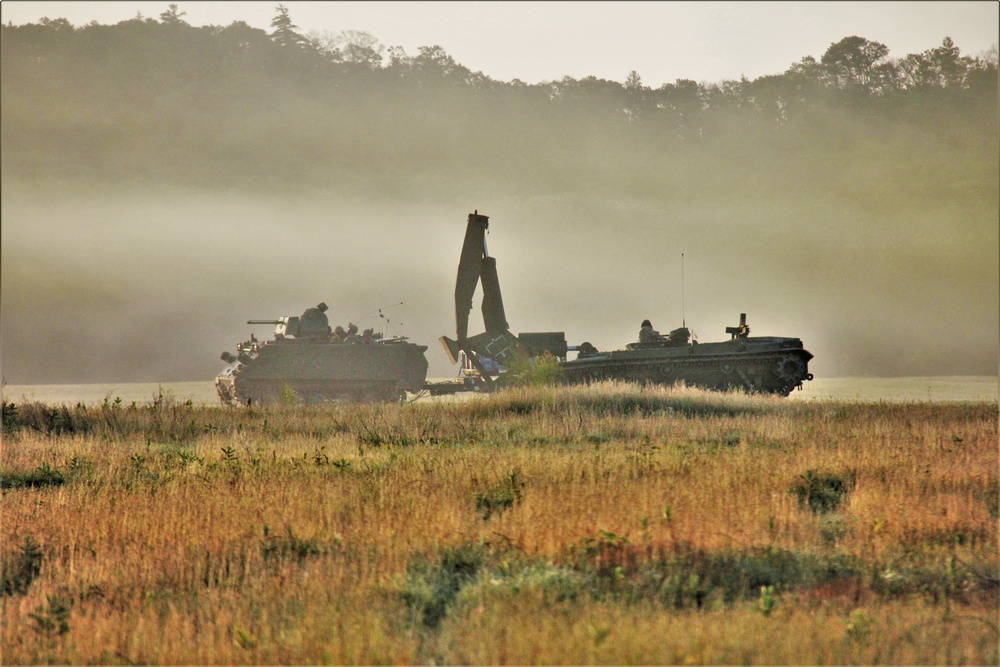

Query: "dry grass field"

xmin=2 ymin=382 xmax=997 ymax=665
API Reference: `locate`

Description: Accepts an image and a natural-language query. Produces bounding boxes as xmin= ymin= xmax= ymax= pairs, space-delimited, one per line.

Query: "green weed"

xmin=400 ymin=542 xmax=486 ymax=628
xmin=1 ymin=462 xmax=65 ymax=490
xmin=261 ymin=525 xmax=323 ymax=564
xmin=758 ymin=585 xmax=776 ymax=616
xmin=28 ymin=595 xmax=72 ymax=639
xmin=1 ymin=535 xmax=43 ymax=596
xmin=790 ymin=469 xmax=855 ymax=514
xmin=474 ymin=470 xmax=524 ymax=520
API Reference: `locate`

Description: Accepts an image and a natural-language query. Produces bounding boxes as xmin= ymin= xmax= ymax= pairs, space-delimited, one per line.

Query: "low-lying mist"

xmin=2 ymin=179 xmax=996 ymax=383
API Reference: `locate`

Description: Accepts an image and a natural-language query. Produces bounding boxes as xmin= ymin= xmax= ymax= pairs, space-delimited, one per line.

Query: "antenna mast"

xmin=681 ymin=253 xmax=686 ymax=328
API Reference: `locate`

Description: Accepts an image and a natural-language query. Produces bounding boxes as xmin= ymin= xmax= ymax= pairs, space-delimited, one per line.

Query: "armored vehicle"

xmin=439 ymin=211 xmax=814 ymax=396
xmin=216 ymin=303 xmax=429 ymax=405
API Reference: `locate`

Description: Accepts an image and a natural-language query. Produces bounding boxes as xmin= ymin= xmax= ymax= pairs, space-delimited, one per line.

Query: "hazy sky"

xmin=2 ymin=1 xmax=997 ymax=87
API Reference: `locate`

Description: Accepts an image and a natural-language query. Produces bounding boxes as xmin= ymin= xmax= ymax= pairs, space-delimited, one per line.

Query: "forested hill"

xmin=2 ymin=7 xmax=997 ymax=198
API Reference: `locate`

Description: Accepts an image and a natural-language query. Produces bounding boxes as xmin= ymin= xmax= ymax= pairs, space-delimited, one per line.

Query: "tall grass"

xmin=2 ymin=382 xmax=997 ymax=664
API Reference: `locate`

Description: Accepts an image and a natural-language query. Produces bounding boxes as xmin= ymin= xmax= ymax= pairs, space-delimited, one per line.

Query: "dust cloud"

xmin=2 ymin=179 xmax=996 ymax=383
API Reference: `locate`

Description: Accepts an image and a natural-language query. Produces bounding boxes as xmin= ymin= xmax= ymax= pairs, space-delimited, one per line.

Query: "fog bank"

xmin=2 ymin=186 xmax=995 ymax=383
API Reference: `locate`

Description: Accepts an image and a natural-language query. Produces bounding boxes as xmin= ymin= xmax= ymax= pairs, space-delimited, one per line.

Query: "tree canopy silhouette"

xmin=0 ymin=7 xmax=995 ymax=197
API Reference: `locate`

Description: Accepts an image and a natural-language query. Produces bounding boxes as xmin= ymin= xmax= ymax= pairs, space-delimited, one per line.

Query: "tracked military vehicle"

xmin=216 ymin=303 xmax=429 ymax=405
xmin=439 ymin=211 xmax=814 ymax=396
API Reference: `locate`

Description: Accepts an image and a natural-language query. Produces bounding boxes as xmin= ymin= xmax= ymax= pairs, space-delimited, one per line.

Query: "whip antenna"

xmin=681 ymin=253 xmax=685 ymax=328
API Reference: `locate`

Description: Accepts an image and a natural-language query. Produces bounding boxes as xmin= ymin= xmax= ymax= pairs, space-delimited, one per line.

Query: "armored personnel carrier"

xmin=555 ymin=313 xmax=813 ymax=395
xmin=216 ymin=303 xmax=429 ymax=405
xmin=439 ymin=211 xmax=814 ymax=396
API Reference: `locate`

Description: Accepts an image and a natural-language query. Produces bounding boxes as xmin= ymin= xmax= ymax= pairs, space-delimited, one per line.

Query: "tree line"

xmin=2 ymin=3 xmax=996 ymax=195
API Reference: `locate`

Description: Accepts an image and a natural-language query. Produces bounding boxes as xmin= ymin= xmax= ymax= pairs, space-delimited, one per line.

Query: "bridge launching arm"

xmin=441 ymin=211 xmax=567 ymax=387
xmin=442 ymin=211 xmax=521 ymax=382
xmin=454 ymin=211 xmax=488 ymax=342
xmin=454 ymin=211 xmax=510 ymax=341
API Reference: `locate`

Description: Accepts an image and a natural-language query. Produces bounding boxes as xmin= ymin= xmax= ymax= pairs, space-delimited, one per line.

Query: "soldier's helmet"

xmin=317 ymin=302 xmax=328 ymax=312
xmin=641 ymin=319 xmax=652 ymax=328
xmin=348 ymin=323 xmax=358 ymax=334
xmin=334 ymin=325 xmax=346 ymax=335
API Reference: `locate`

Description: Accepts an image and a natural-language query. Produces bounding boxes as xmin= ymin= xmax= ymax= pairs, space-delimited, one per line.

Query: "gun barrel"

xmin=247 ymin=319 xmax=283 ymax=325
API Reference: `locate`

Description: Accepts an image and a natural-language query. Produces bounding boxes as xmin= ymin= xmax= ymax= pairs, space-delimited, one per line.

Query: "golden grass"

xmin=1 ymin=382 xmax=997 ymax=664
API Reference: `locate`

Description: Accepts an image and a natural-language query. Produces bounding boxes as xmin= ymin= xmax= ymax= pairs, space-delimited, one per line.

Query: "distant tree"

xmin=983 ymin=42 xmax=999 ymax=67
xmin=37 ymin=17 xmax=74 ymax=31
xmin=742 ymin=74 xmax=793 ymax=125
xmin=399 ymin=44 xmax=487 ymax=89
xmin=784 ymin=55 xmax=824 ymax=84
xmin=336 ymin=30 xmax=383 ymax=68
xmin=159 ymin=4 xmax=187 ymax=25
xmin=897 ymin=37 xmax=975 ymax=90
xmin=386 ymin=45 xmax=412 ymax=70
xmin=963 ymin=43 xmax=997 ymax=94
xmin=217 ymin=20 xmax=273 ymax=58
xmin=623 ymin=70 xmax=645 ymax=122
xmin=413 ymin=45 xmax=464 ymax=78
xmin=305 ymin=30 xmax=341 ymax=61
xmin=897 ymin=51 xmax=938 ymax=89
xmin=624 ymin=70 xmax=642 ymax=91
xmin=657 ymin=78 xmax=702 ymax=119
xmin=820 ymin=36 xmax=892 ymax=94
xmin=270 ymin=4 xmax=305 ymax=48
xmin=928 ymin=37 xmax=969 ymax=87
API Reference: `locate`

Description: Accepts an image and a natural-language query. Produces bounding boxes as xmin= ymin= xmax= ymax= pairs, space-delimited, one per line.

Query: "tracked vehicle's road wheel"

xmin=776 ymin=355 xmax=805 ymax=383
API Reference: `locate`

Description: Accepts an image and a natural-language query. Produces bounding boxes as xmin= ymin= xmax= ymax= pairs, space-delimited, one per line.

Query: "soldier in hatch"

xmin=299 ymin=302 xmax=332 ymax=337
xmin=639 ymin=319 xmax=665 ymax=343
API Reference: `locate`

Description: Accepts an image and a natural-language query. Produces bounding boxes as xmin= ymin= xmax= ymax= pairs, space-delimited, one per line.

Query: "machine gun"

xmin=247 ymin=317 xmax=301 ymax=338
xmin=725 ymin=313 xmax=751 ymax=340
